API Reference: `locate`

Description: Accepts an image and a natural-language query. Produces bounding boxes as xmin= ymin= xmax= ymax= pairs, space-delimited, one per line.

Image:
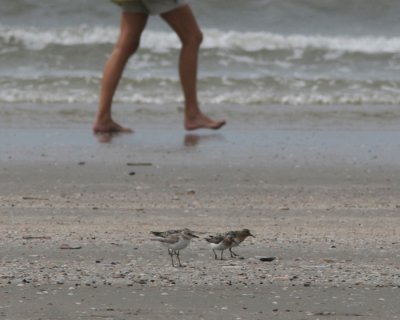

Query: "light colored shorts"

xmin=112 ymin=0 xmax=187 ymax=15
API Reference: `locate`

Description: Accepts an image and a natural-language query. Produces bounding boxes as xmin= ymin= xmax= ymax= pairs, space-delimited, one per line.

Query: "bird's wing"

xmin=160 ymin=234 xmax=180 ymax=244
xmin=150 ymin=229 xmax=182 ymax=238
xmin=205 ymin=234 xmax=224 ymax=244
xmin=150 ymin=231 xmax=165 ymax=237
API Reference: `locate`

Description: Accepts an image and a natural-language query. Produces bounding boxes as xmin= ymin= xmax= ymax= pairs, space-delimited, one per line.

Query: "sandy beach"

xmin=0 ymin=104 xmax=399 ymax=319
xmin=3 ymin=0 xmax=400 ymax=317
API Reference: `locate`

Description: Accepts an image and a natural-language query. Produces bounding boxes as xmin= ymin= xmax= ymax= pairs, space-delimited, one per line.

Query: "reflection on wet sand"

xmin=94 ymin=132 xmax=224 ymax=146
xmin=184 ymin=134 xmax=224 ymax=147
xmin=94 ymin=132 xmax=122 ymax=143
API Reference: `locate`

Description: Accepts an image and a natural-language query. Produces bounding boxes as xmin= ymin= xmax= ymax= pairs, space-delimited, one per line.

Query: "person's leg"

xmin=93 ymin=12 xmax=149 ymax=133
xmin=161 ymin=6 xmax=226 ymax=130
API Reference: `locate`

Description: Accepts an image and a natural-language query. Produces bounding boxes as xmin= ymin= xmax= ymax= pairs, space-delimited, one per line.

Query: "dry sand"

xmin=0 ymin=118 xmax=400 ymax=319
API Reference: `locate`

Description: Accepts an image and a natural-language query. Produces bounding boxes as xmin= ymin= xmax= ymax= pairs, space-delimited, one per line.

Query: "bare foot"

xmin=185 ymin=113 xmax=226 ymax=131
xmin=93 ymin=119 xmax=133 ymax=133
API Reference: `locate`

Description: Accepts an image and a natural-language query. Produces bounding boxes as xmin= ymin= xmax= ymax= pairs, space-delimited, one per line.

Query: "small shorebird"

xmin=209 ymin=229 xmax=255 ymax=258
xmin=152 ymin=229 xmax=198 ymax=267
xmin=205 ymin=234 xmax=238 ymax=260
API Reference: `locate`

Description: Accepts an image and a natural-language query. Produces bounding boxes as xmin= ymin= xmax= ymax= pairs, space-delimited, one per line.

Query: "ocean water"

xmin=1 ymin=0 xmax=400 ymax=108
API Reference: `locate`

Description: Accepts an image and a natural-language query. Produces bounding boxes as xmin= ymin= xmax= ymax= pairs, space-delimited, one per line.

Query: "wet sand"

xmin=1 ymin=110 xmax=400 ymax=319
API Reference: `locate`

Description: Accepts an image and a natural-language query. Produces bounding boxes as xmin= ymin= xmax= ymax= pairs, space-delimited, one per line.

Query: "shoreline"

xmin=2 ymin=103 xmax=400 ymax=130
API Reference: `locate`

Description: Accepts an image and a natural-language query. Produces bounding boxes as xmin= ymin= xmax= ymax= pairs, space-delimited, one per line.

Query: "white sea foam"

xmin=2 ymin=24 xmax=400 ymax=106
xmin=2 ymin=85 xmax=400 ymax=105
xmin=2 ymin=24 xmax=400 ymax=54
xmin=1 ymin=25 xmax=119 ymax=50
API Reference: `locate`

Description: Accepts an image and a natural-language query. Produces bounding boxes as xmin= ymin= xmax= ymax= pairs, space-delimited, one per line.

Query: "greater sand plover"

xmin=152 ymin=229 xmax=198 ymax=267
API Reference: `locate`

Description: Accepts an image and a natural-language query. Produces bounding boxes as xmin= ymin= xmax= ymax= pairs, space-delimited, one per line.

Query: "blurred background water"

xmin=1 ymin=0 xmax=400 ymax=108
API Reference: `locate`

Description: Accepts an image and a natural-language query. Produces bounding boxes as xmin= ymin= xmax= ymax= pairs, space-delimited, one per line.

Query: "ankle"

xmin=185 ymin=109 xmax=201 ymax=121
xmin=95 ymin=112 xmax=112 ymax=124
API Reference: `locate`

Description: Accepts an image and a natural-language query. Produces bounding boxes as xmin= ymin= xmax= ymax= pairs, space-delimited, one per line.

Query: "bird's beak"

xmin=192 ymin=234 xmax=199 ymax=238
xmin=250 ymin=233 xmax=255 ymax=238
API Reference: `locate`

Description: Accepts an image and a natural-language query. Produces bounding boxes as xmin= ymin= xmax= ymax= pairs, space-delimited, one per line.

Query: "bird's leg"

xmin=229 ymin=248 xmax=239 ymax=258
xmin=220 ymin=250 xmax=224 ymax=260
xmin=212 ymin=249 xmax=218 ymax=260
xmin=176 ymin=251 xmax=183 ymax=267
xmin=168 ymin=249 xmax=175 ymax=267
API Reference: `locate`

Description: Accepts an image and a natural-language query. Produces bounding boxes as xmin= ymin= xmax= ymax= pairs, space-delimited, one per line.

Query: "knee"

xmin=122 ymin=40 xmax=140 ymax=58
xmin=182 ymin=30 xmax=203 ymax=48
xmin=116 ymin=33 xmax=141 ymax=58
